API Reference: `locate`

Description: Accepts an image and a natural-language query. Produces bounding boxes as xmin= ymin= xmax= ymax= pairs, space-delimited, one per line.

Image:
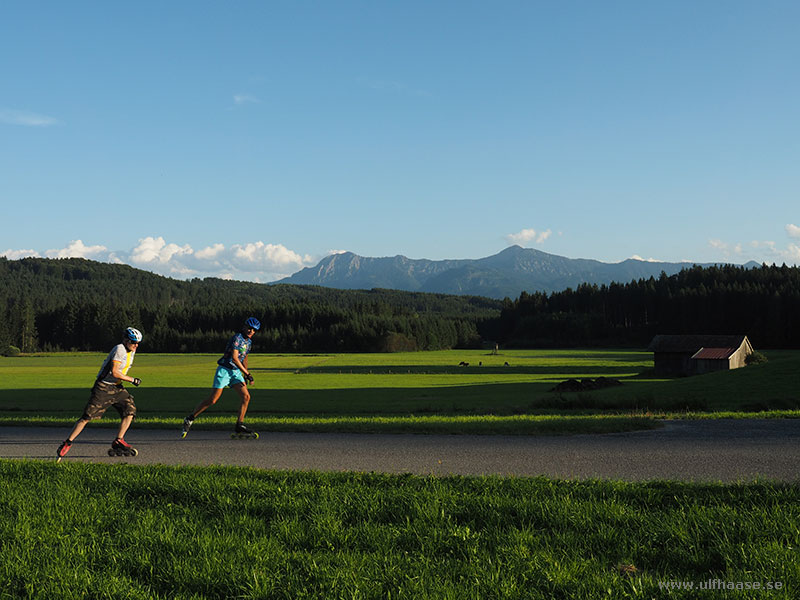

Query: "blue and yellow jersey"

xmin=217 ymin=333 xmax=252 ymax=370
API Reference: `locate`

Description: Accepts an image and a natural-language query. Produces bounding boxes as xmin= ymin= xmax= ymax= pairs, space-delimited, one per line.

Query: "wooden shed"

xmin=646 ymin=335 xmax=754 ymax=377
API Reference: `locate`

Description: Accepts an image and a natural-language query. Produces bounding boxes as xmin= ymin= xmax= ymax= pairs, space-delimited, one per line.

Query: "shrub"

xmin=745 ymin=351 xmax=768 ymax=365
xmin=4 ymin=345 xmax=21 ymax=357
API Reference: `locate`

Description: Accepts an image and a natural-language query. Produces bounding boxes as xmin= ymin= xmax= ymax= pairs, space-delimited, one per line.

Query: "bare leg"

xmin=116 ymin=414 xmax=135 ymax=439
xmin=233 ymin=383 xmax=251 ymax=423
xmin=190 ymin=388 xmax=224 ymax=419
xmin=66 ymin=418 xmax=91 ymax=442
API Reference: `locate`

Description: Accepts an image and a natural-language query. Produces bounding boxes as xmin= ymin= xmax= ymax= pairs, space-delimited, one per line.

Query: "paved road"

xmin=1 ymin=420 xmax=799 ymax=482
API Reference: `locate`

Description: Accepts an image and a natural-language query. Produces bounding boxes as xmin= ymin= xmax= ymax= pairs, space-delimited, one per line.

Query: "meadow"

xmin=0 ymin=349 xmax=798 ymax=434
xmin=3 ymin=350 xmax=800 ymax=598
xmin=2 ymin=460 xmax=799 ymax=599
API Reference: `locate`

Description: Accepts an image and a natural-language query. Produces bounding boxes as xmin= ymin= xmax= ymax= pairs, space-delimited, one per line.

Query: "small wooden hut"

xmin=646 ymin=335 xmax=754 ymax=377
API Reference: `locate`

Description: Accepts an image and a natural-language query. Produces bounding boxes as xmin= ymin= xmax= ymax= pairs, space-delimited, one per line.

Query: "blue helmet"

xmin=125 ymin=327 xmax=143 ymax=343
xmin=245 ymin=317 xmax=261 ymax=331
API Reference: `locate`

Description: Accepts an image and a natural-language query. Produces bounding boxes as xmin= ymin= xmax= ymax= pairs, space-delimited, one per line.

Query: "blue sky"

xmin=2 ymin=1 xmax=799 ymax=282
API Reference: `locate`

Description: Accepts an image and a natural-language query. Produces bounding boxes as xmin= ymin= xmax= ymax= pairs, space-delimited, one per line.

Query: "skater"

xmin=182 ymin=317 xmax=260 ymax=439
xmin=56 ymin=327 xmax=143 ymax=461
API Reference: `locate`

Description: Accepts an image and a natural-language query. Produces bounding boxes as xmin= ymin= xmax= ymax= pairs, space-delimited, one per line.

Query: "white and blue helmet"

xmin=124 ymin=327 xmax=143 ymax=343
xmin=245 ymin=317 xmax=261 ymax=331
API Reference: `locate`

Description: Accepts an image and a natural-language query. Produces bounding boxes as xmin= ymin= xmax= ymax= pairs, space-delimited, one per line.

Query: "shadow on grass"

xmin=0 ymin=384 xmax=550 ymax=416
xmin=0 ymin=382 xmax=658 ymax=417
xmin=257 ymin=365 xmax=644 ymax=376
xmin=5 ymin=357 xmax=797 ymax=418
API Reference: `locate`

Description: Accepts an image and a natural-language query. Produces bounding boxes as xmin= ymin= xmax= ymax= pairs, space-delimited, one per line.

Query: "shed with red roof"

xmin=646 ymin=335 xmax=754 ymax=376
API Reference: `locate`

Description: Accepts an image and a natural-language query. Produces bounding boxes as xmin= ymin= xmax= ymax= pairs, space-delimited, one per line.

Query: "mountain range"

xmin=277 ymin=246 xmax=760 ymax=299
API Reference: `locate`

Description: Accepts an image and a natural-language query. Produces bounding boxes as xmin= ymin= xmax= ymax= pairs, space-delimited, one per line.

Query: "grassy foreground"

xmin=2 ymin=460 xmax=798 ymax=599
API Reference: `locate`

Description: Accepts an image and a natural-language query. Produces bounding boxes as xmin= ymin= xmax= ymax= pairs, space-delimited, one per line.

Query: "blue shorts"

xmin=212 ymin=365 xmax=245 ymax=389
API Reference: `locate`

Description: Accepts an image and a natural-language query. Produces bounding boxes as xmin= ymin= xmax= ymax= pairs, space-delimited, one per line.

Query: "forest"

xmin=0 ymin=257 xmax=499 ymax=353
xmin=1 ymin=257 xmax=798 ymax=353
xmin=497 ymin=263 xmax=800 ymax=349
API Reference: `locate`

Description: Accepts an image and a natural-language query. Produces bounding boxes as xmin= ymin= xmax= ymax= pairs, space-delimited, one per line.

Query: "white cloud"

xmin=230 ymin=242 xmax=309 ymax=272
xmin=711 ymin=237 xmax=800 ymax=265
xmin=709 ymin=239 xmax=726 ymax=250
xmin=3 ymin=236 xmax=322 ymax=281
xmin=10 ymin=236 xmax=321 ymax=280
xmin=786 ymin=224 xmax=800 ymax=239
xmin=505 ymin=228 xmax=552 ymax=246
xmin=630 ymin=255 xmax=662 ymax=263
xmin=708 ymin=239 xmax=743 ymax=256
xmin=130 ymin=236 xmax=193 ymax=264
xmin=750 ymin=240 xmax=777 ymax=252
xmin=45 ymin=239 xmax=108 ymax=259
xmin=233 ymin=94 xmax=259 ymax=105
xmin=195 ymin=243 xmax=225 ymax=260
xmin=0 ymin=108 xmax=58 ymax=127
xmin=1 ymin=248 xmax=40 ymax=259
xmin=786 ymin=244 xmax=800 ymax=262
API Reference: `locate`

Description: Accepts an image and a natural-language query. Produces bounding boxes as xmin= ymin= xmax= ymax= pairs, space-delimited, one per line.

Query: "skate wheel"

xmin=131 ymin=448 xmax=138 ymax=456
xmin=253 ymin=432 xmax=259 ymax=440
xmin=107 ymin=449 xmax=114 ymax=457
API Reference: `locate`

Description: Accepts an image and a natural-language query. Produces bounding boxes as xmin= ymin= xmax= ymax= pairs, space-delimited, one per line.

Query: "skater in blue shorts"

xmin=181 ymin=317 xmax=260 ymax=438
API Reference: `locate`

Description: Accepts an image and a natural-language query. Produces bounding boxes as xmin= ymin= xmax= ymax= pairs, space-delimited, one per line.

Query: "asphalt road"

xmin=2 ymin=420 xmax=799 ymax=482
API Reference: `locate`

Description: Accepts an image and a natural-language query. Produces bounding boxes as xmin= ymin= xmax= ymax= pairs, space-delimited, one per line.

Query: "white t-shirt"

xmin=97 ymin=343 xmax=135 ymax=384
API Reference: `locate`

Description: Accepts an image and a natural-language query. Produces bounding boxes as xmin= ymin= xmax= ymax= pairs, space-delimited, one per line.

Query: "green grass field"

xmin=2 ymin=461 xmax=798 ymax=599
xmin=3 ymin=351 xmax=800 ymax=598
xmin=1 ymin=349 xmax=798 ymax=434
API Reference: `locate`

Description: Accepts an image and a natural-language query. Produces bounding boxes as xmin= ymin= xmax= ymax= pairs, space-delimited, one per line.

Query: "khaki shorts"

xmin=81 ymin=381 xmax=137 ymax=421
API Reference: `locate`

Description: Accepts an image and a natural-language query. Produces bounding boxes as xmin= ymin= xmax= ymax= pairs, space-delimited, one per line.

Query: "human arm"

xmin=233 ymin=351 xmax=254 ymax=384
xmin=231 ymin=349 xmax=252 ymax=379
xmin=111 ymin=361 xmax=141 ymax=386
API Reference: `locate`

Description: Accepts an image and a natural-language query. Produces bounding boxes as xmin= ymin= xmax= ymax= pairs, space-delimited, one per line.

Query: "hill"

xmin=278 ymin=246 xmax=760 ymax=298
xmin=2 ymin=256 xmax=797 ymax=353
xmin=0 ymin=257 xmax=500 ymax=353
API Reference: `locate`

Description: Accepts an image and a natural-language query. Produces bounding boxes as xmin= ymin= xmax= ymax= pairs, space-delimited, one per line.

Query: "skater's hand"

xmin=244 ymin=373 xmax=254 ymax=384
xmin=131 ymin=377 xmax=141 ymax=387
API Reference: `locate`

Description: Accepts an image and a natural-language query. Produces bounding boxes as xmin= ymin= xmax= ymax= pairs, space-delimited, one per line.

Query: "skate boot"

xmin=181 ymin=415 xmax=194 ymax=439
xmin=56 ymin=439 xmax=73 ymax=463
xmin=231 ymin=422 xmax=259 ymax=440
xmin=108 ymin=437 xmax=139 ymax=457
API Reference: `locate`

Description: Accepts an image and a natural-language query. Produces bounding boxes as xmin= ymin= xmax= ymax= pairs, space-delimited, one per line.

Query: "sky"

xmin=2 ymin=1 xmax=799 ymax=282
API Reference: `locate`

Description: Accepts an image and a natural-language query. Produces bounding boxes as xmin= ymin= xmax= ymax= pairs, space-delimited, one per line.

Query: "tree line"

xmin=0 ymin=257 xmax=499 ymax=353
xmin=1 ymin=257 xmax=799 ymax=353
xmin=496 ymin=263 xmax=800 ymax=348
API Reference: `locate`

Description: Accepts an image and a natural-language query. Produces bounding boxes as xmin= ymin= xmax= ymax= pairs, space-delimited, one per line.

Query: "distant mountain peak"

xmin=276 ymin=248 xmax=753 ymax=299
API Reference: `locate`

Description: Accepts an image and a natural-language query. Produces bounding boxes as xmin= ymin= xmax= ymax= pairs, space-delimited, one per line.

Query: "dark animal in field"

xmin=458 ymin=361 xmax=470 ymax=366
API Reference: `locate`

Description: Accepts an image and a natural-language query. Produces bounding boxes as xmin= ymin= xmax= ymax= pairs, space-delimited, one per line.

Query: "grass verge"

xmin=2 ymin=460 xmax=798 ymax=599
xmin=0 ymin=413 xmax=661 ymax=435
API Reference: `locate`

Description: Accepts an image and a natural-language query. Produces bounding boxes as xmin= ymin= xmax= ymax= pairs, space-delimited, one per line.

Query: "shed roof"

xmin=691 ymin=347 xmax=736 ymax=360
xmin=647 ymin=335 xmax=749 ymax=353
